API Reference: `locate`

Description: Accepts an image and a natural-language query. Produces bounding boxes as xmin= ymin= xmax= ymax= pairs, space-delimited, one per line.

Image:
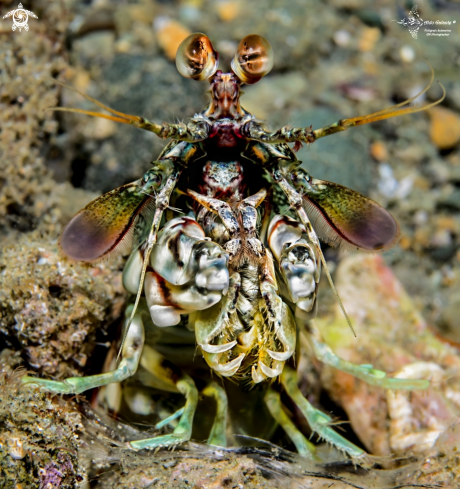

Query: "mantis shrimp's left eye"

xmin=231 ymin=35 xmax=274 ymax=84
xmin=176 ymin=33 xmax=219 ymax=80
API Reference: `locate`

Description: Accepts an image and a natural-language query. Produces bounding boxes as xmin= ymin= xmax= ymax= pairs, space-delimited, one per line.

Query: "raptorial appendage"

xmin=268 ymin=215 xmax=320 ymax=320
xmin=123 ymin=216 xmax=230 ymax=327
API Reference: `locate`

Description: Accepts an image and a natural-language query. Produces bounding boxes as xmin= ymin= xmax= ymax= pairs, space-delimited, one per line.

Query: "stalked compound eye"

xmin=231 ymin=35 xmax=274 ymax=84
xmin=176 ymin=33 xmax=219 ymax=80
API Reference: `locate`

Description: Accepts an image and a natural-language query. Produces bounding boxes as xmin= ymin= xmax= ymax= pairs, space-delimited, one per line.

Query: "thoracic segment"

xmin=121 ymin=190 xmax=321 ymax=384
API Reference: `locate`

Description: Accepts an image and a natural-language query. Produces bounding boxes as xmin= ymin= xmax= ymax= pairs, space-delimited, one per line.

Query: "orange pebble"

xmin=156 ymin=20 xmax=191 ymax=61
xmin=429 ymin=106 xmax=460 ymax=150
xmin=216 ymin=1 xmax=240 ymax=22
xmin=358 ymin=27 xmax=380 ymax=52
xmin=399 ymin=235 xmax=412 ymax=250
xmin=370 ymin=141 xmax=388 ymax=161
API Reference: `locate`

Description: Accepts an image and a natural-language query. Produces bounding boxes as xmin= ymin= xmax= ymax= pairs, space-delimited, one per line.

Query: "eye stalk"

xmin=231 ymin=35 xmax=274 ymax=84
xmin=176 ymin=33 xmax=219 ymax=81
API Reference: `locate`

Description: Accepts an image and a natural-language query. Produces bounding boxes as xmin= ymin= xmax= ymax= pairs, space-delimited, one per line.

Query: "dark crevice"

xmin=70 ymin=153 xmax=90 ymax=188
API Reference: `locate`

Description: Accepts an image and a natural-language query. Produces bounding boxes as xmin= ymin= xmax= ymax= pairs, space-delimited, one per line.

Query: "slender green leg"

xmin=130 ymin=375 xmax=198 ymax=450
xmin=307 ymin=322 xmax=430 ymax=390
xmin=21 ymin=314 xmax=145 ymax=394
xmin=264 ymin=389 xmax=318 ymax=459
xmin=281 ymin=366 xmax=365 ymax=458
xmin=202 ymin=382 xmax=228 ymax=447
xmin=154 ymin=407 xmax=185 ymax=430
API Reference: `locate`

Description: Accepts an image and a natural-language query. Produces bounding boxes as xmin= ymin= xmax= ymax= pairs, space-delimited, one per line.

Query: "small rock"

xmin=429 ymin=107 xmax=460 ymax=150
xmin=358 ymin=27 xmax=380 ymax=52
xmin=431 ymin=229 xmax=452 ymax=248
xmin=154 ymin=17 xmax=191 ymax=61
xmin=400 ymin=45 xmax=415 ymax=63
xmin=215 ymin=1 xmax=240 ymax=22
xmin=370 ymin=141 xmax=389 ymax=162
xmin=333 ymin=30 xmax=351 ymax=47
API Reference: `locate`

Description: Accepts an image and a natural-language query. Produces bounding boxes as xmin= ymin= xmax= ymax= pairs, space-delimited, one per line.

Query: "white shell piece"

xmin=268 ymin=215 xmax=306 ymax=261
xmin=122 ymin=249 xmax=144 ymax=295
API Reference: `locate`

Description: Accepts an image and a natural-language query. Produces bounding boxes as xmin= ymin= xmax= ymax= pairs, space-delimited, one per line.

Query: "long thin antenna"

xmin=117 ymin=239 xmax=153 ymax=361
xmin=117 ymin=172 xmax=181 ymax=361
xmin=316 ymin=244 xmax=356 ymax=337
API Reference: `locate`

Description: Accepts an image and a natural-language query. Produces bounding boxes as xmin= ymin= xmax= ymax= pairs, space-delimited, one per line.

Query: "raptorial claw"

xmin=268 ymin=214 xmax=320 ymax=316
xmin=123 ymin=216 xmax=230 ymax=328
xmin=145 ymin=271 xmax=224 ymax=326
xmin=199 ymin=340 xmax=237 ymax=354
xmin=259 ymin=359 xmax=284 ymax=378
xmin=212 ymin=353 xmax=245 ymax=376
xmin=266 ymin=348 xmax=292 ymax=361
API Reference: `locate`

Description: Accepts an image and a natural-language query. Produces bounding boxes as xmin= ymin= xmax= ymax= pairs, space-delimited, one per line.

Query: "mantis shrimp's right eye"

xmin=231 ymin=35 xmax=274 ymax=84
xmin=176 ymin=33 xmax=219 ymax=80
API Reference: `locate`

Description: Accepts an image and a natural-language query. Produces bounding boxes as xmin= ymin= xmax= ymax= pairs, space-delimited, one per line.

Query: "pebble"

xmin=72 ymin=69 xmax=90 ymax=92
xmin=431 ymin=228 xmax=452 ymax=248
xmin=154 ymin=18 xmax=191 ymax=61
xmin=370 ymin=141 xmax=389 ymax=162
xmin=413 ymin=209 xmax=428 ymax=226
xmin=429 ymin=107 xmax=460 ymax=150
xmin=358 ymin=27 xmax=380 ymax=52
xmin=333 ymin=30 xmax=351 ymax=47
xmin=400 ymin=45 xmax=415 ymax=63
xmin=88 ymin=118 xmax=117 ymax=140
xmin=215 ymin=1 xmax=240 ymax=22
